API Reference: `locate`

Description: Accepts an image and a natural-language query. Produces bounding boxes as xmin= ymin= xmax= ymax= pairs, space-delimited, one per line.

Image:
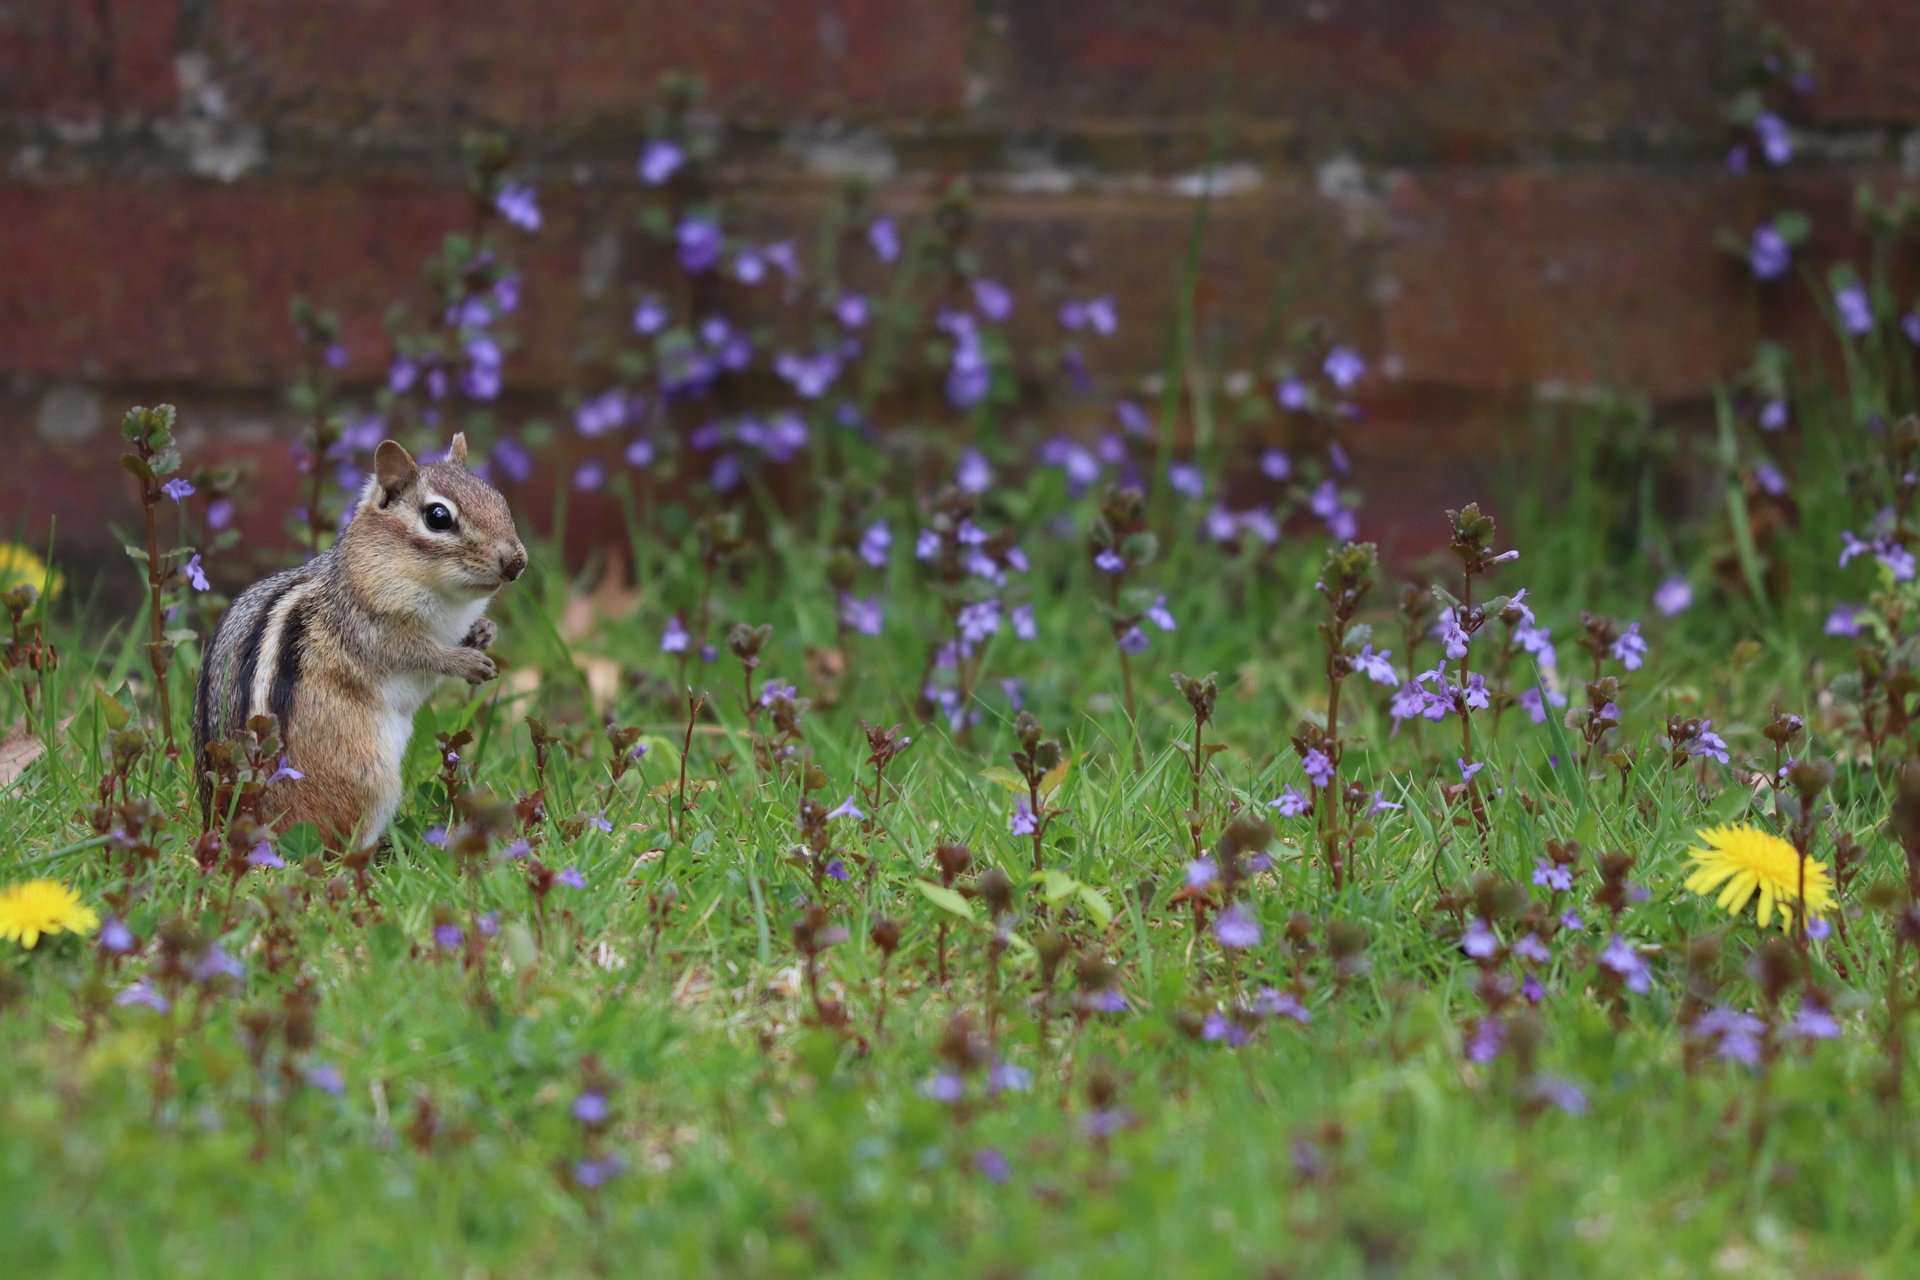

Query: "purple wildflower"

xmin=868 ymin=217 xmax=900 ymax=263
xmin=1610 ymin=622 xmax=1648 ymax=670
xmin=1268 ymin=787 xmax=1309 ymax=818
xmin=495 ymin=183 xmax=541 ymax=231
xmin=1302 ymin=748 xmax=1334 ymax=789
xmin=1009 ymin=798 xmax=1038 ymax=837
xmin=1461 ymin=918 xmax=1498 ymax=960
xmin=1836 ymin=281 xmax=1874 ymax=336
xmin=974 ymin=1148 xmax=1012 ymax=1184
xmin=1322 ymin=345 xmax=1364 ymax=388
xmin=1753 ymin=112 xmax=1792 ymax=166
xmin=1749 ymin=222 xmax=1790 ymax=280
xmin=1599 ymin=935 xmax=1651 ymax=994
xmin=1532 ymin=859 xmax=1573 ymax=892
xmin=162 ymin=477 xmax=195 ymax=502
xmin=184 ymin=553 xmax=210 ymax=592
xmin=825 ymin=795 xmax=867 ymax=822
xmin=677 ymin=217 xmax=723 ymax=274
xmin=114 ymin=981 xmax=170 ymax=1013
xmin=1214 ymin=903 xmax=1262 ymax=949
xmin=1653 ymin=576 xmax=1693 ymax=617
xmin=558 ymin=867 xmax=587 ymax=889
xmin=639 ymin=139 xmax=684 ymax=185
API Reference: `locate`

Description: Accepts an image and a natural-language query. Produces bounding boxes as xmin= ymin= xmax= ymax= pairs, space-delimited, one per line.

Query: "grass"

xmin=3 ymin=393 xmax=1919 ymax=1280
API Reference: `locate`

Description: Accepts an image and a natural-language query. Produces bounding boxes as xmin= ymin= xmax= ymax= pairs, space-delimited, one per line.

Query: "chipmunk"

xmin=193 ymin=434 xmax=527 ymax=851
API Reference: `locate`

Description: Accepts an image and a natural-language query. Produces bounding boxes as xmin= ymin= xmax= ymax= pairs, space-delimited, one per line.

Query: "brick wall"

xmin=4 ymin=1 xmax=1915 ymax=579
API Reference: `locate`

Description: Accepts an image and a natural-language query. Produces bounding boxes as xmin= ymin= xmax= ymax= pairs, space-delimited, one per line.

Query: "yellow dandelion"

xmin=0 ymin=542 xmax=63 ymax=600
xmin=1683 ymin=824 xmax=1834 ymax=930
xmin=0 ymin=879 xmax=100 ymax=949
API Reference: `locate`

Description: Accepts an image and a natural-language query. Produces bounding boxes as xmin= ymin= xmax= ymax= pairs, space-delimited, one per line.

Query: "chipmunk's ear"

xmin=373 ymin=440 xmax=419 ymax=508
xmin=446 ymin=433 xmax=469 ymax=466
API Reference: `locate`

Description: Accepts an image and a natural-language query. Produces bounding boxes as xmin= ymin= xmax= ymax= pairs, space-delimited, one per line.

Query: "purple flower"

xmin=1461 ymin=673 xmax=1491 ymax=710
xmin=987 ymin=1061 xmax=1033 ymax=1094
xmin=826 ymin=795 xmax=867 ymax=822
xmin=268 ymin=756 xmax=304 ymax=784
xmin=1461 ymin=918 xmax=1498 ymax=960
xmin=433 ymin=923 xmax=463 ymax=949
xmin=1835 ymin=281 xmax=1874 ymax=336
xmin=775 ymin=349 xmax=841 ymax=399
xmin=625 ymin=438 xmax=656 ymax=468
xmin=1439 ymin=610 xmax=1471 ymax=660
xmin=1749 ymin=222 xmax=1790 ymax=280
xmin=1276 ymin=377 xmax=1308 ymax=411
xmin=973 ymin=1148 xmax=1012 ymax=1184
xmin=858 ymin=521 xmax=892 ymax=569
xmin=305 ymin=1063 xmax=345 ymax=1096
xmin=839 ymin=594 xmax=884 ymax=637
xmin=1302 ymin=748 xmax=1334 ymax=790
xmin=956 ymin=449 xmax=993 ymax=494
xmin=677 ymin=218 xmax=723 ymax=274
xmin=1694 ymin=1006 xmax=1766 ymax=1066
xmin=1168 ymin=462 xmax=1205 ymax=499
xmin=1322 ymin=345 xmax=1364 ymax=389
xmin=1527 ymin=1076 xmax=1588 ymax=1116
xmin=1513 ymin=933 xmax=1552 ymax=964
xmin=1653 ymin=575 xmax=1693 ymax=617
xmin=184 ymin=553 xmax=210 ymax=592
xmin=1254 ymin=987 xmax=1310 ymax=1023
xmin=1791 ymin=1003 xmax=1840 ymax=1041
xmin=632 ymin=295 xmax=668 ymax=334
xmin=1456 ymin=758 xmax=1484 ymax=784
xmin=829 ymin=291 xmax=867 ymax=328
xmin=162 ymin=477 xmax=196 ymax=502
xmin=1904 ymin=313 xmax=1920 ymax=346
xmin=572 ymin=461 xmax=606 ymax=492
xmin=1369 ymin=790 xmax=1403 ymax=814
xmin=639 ymin=139 xmax=685 ymax=185
xmin=1825 ymin=604 xmax=1865 ymax=637
xmin=1117 ymin=625 xmax=1149 ymax=655
xmin=1267 ymin=787 xmax=1309 ymax=818
xmin=1185 ymin=858 xmax=1220 ymax=891
xmin=1753 ymin=112 xmax=1792 ymax=166
xmin=558 ymin=866 xmax=587 ymax=889
xmin=1465 ymin=1017 xmax=1505 ymax=1064
xmin=1610 ymin=622 xmax=1648 ymax=670
xmin=1009 ymin=798 xmax=1038 ymax=837
xmin=1214 ymin=903 xmax=1262 ymax=949
xmin=921 ymin=1071 xmax=965 ymax=1103
xmin=1145 ymin=596 xmax=1177 ymax=632
xmin=495 ymin=182 xmax=541 ymax=231
xmin=1353 ymin=644 xmax=1397 ymax=686
xmin=1094 ymin=548 xmax=1126 ymax=574
xmin=114 ymin=981 xmax=170 ymax=1013
xmin=1690 ymin=720 xmax=1730 ymax=764
xmin=206 ymin=497 xmax=234 ymax=531
xmin=1758 ymin=399 xmax=1788 ymax=432
xmin=1260 ymin=448 xmax=1292 ymax=481
xmin=1010 ymin=604 xmax=1038 ymax=641
xmin=972 ymin=277 xmax=1013 ymax=322
xmin=245 ymin=841 xmax=285 ymax=870
xmin=99 ymin=916 xmax=135 ymax=954
xmin=661 ymin=615 xmax=690 ymax=654
xmin=574 ymin=1156 xmax=625 ymax=1189
xmin=868 ymin=217 xmax=900 ymax=263
xmin=1599 ymin=935 xmax=1651 ymax=994
xmin=1201 ymin=1010 xmax=1251 ymax=1047
xmin=572 ymin=1090 xmax=610 ymax=1125
xmin=1532 ymin=859 xmax=1573 ymax=892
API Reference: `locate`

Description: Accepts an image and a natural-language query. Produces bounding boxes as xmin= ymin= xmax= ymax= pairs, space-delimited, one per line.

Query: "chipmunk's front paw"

xmin=447 ymin=647 xmax=498 ymax=685
xmin=461 ymin=617 xmax=498 ymax=650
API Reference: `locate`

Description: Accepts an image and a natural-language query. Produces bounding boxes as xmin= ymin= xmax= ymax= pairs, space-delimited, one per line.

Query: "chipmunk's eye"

xmin=423 ymin=503 xmax=457 ymax=533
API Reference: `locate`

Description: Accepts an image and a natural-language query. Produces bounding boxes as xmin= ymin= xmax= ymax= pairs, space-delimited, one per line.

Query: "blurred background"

xmin=1 ymin=1 xmax=1910 ymax=598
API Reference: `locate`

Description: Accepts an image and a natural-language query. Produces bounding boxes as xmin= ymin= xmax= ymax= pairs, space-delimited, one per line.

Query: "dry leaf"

xmin=0 ymin=716 xmax=70 ymax=788
xmin=559 ymin=552 xmax=644 ymax=641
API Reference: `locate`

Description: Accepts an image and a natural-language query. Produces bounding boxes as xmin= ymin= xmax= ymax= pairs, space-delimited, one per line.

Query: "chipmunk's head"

xmin=351 ymin=434 xmax=528 ymax=600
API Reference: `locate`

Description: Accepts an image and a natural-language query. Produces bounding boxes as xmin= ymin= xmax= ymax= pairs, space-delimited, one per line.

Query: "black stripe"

xmin=268 ymin=597 xmax=309 ymax=733
xmin=231 ymin=596 xmax=276 ymax=732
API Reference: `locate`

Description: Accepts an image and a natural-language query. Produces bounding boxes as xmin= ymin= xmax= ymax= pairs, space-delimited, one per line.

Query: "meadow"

xmin=5 ymin=68 xmax=1920 ymax=1278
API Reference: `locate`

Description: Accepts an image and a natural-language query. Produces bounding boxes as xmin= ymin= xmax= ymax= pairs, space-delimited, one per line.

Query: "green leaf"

xmin=281 ymin=822 xmax=324 ymax=860
xmin=978 ymin=765 xmax=1027 ymax=795
xmin=1076 ymin=885 xmax=1115 ymax=927
xmin=915 ymin=881 xmax=976 ymax=921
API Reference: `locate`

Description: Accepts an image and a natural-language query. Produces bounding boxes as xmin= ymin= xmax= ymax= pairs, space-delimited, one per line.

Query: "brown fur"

xmin=193 ymin=435 xmax=526 ymax=851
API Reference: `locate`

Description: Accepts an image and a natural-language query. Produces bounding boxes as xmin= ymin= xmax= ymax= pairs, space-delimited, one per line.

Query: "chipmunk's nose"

xmin=499 ymin=546 xmax=528 ymax=582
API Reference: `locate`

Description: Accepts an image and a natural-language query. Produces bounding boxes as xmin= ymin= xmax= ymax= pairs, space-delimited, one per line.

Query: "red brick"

xmin=0 ymin=2 xmax=179 ymax=118
xmin=209 ymin=0 xmax=971 ymax=129
xmin=0 ymin=178 xmax=567 ymax=387
xmin=1770 ymin=0 xmax=1920 ymax=123
xmin=1004 ymin=1 xmax=1733 ymax=160
xmin=1382 ymin=171 xmax=1753 ymax=398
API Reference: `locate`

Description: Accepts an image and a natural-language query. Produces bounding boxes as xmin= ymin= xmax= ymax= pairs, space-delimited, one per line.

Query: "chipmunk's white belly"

xmin=368 ymin=598 xmax=490 ymax=834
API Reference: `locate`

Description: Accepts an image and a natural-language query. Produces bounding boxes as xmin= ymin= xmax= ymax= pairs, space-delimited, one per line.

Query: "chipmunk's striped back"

xmin=193 ymin=559 xmax=324 ymax=826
